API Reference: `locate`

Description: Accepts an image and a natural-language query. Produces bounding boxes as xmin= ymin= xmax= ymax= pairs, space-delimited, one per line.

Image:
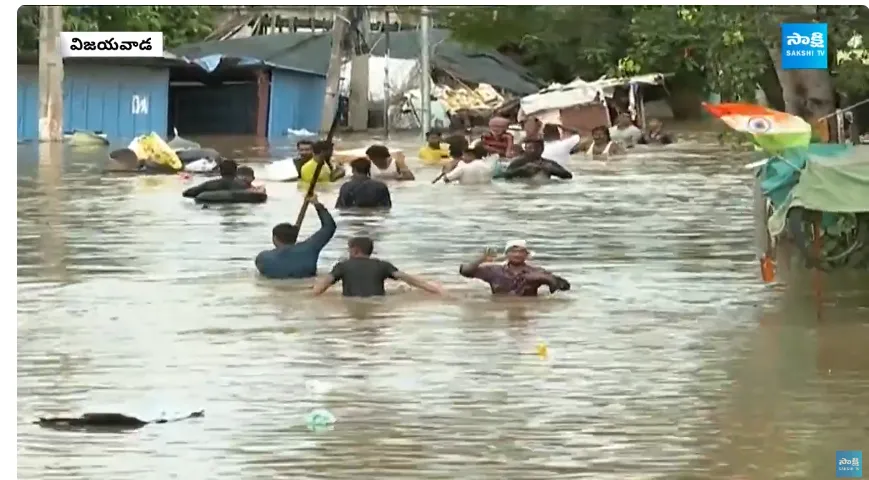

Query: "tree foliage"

xmin=438 ymin=6 xmax=633 ymax=83
xmin=438 ymin=6 xmax=869 ymax=102
xmin=17 ymin=6 xmax=217 ymax=53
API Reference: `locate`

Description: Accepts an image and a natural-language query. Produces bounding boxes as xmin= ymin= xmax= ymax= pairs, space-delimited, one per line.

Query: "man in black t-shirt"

xmin=312 ymin=237 xmax=443 ymax=298
xmin=181 ymin=160 xmax=247 ymax=198
xmin=335 ymin=158 xmax=392 ymax=209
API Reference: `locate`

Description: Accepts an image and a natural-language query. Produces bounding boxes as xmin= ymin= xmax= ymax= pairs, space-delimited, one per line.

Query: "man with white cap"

xmin=459 ymin=239 xmax=570 ymax=296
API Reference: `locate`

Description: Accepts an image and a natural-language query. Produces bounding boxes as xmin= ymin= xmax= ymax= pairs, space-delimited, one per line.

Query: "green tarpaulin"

xmin=769 ymin=147 xmax=869 ymax=236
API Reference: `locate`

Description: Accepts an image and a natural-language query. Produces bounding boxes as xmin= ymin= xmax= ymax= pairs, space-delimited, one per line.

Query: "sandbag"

xmin=194 ymin=190 xmax=268 ymax=204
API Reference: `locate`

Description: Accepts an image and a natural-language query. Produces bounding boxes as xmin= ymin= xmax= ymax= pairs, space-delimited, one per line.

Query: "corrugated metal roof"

xmin=171 ymin=29 xmax=542 ymax=94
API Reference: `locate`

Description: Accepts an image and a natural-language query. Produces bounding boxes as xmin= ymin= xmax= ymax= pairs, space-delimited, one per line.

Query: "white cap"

xmin=504 ymin=239 xmax=535 ymax=257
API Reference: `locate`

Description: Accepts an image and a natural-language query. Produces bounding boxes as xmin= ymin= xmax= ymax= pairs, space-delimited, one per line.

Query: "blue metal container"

xmin=17 ymin=63 xmax=169 ymax=142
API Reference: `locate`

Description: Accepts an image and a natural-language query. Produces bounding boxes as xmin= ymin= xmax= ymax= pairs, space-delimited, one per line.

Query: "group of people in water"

xmin=178 ymin=112 xmax=675 ymax=298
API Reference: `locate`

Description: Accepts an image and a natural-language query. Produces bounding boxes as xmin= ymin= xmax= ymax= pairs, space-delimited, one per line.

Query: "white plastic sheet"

xmin=339 ymin=56 xmax=434 ymax=104
xmin=264 ymin=158 xmax=299 ymax=182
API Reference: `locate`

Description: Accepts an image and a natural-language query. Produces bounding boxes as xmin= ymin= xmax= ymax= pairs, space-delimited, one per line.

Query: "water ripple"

xmin=17 ymin=135 xmax=869 ymax=479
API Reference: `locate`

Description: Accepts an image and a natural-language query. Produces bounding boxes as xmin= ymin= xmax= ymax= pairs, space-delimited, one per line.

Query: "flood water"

xmin=17 ymin=131 xmax=869 ymax=479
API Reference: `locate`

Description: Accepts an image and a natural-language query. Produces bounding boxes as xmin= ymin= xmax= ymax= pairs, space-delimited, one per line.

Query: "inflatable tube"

xmin=194 ymin=190 xmax=268 ymax=204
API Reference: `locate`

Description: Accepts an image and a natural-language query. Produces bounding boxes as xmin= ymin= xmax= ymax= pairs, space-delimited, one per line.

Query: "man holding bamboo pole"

xmin=254 ymin=193 xmax=336 ymax=280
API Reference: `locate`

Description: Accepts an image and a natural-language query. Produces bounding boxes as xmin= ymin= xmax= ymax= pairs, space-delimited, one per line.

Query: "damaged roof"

xmin=171 ymin=29 xmax=542 ymax=95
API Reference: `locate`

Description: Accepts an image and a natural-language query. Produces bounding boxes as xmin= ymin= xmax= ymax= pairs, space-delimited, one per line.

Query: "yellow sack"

xmin=300 ymin=158 xmax=332 ymax=183
xmin=127 ymin=133 xmax=182 ymax=171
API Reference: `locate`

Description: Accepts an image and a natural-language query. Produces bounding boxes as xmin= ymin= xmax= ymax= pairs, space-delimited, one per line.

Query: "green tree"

xmin=17 ymin=6 xmax=217 ymax=53
xmin=621 ymin=6 xmax=869 ymax=116
xmin=437 ymin=6 xmax=633 ymax=83
xmin=439 ymin=6 xmax=869 ymax=118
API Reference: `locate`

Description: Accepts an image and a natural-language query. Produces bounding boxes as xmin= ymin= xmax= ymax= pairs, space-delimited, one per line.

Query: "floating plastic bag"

xmin=128 ymin=133 xmax=182 ymax=171
xmin=264 ymin=158 xmax=299 ymax=182
xmin=305 ymin=408 xmax=336 ymax=431
xmin=184 ymin=158 xmax=218 ymax=173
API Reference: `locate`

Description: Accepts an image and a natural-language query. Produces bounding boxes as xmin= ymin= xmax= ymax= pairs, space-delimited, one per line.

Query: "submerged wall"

xmin=17 ymin=63 xmax=169 ymax=141
xmin=268 ymin=69 xmax=326 ymax=137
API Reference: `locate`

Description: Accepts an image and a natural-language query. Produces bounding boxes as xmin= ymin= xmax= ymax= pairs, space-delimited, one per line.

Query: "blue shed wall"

xmin=268 ymin=69 xmax=326 ymax=137
xmin=17 ymin=64 xmax=169 ymax=141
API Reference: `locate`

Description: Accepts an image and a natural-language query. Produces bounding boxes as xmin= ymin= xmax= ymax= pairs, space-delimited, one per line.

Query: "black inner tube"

xmin=35 ymin=410 xmax=204 ymax=432
xmin=194 ymin=190 xmax=268 ymax=204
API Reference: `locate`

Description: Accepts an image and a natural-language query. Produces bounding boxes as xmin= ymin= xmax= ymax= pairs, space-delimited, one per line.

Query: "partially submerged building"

xmin=16 ymin=51 xmax=325 ymax=142
xmin=16 ymin=29 xmax=541 ymax=142
xmin=17 ymin=55 xmax=179 ymax=142
xmin=171 ymin=29 xmax=541 ymax=133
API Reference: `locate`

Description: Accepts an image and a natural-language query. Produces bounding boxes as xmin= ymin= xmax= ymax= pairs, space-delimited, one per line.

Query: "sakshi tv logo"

xmin=781 ymin=23 xmax=828 ymax=70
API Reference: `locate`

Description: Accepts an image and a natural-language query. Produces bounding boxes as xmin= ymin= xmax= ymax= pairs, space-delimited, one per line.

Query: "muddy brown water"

xmin=17 ymin=131 xmax=869 ymax=479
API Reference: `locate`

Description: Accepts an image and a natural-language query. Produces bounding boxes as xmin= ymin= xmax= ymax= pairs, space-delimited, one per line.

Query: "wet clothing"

xmin=254 ymin=203 xmax=336 ymax=279
xmin=460 ymin=263 xmax=570 ymax=296
xmin=502 ymin=156 xmax=573 ymax=180
xmin=293 ymin=156 xmax=315 ymax=175
xmin=299 ymin=158 xmax=334 ymax=183
xmin=480 ymin=132 xmax=514 ymax=157
xmin=335 ymin=175 xmax=392 ymax=209
xmin=328 ymin=257 xmax=399 ymax=297
xmin=444 ymin=160 xmax=493 ymax=184
xmin=543 ymin=135 xmax=581 ymax=165
xmin=182 ymin=177 xmax=247 ymax=198
xmin=638 ymin=132 xmax=674 ymax=145
xmin=587 ymin=141 xmax=617 ymax=158
xmin=418 ymin=144 xmax=450 ymax=165
xmin=609 ymin=124 xmax=643 ymax=147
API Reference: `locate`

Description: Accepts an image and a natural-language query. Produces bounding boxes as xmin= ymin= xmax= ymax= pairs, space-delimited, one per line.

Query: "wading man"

xmin=255 ymin=193 xmax=336 ymax=279
xmin=459 ymin=240 xmax=570 ymax=296
xmin=312 ymin=236 xmax=443 ymax=297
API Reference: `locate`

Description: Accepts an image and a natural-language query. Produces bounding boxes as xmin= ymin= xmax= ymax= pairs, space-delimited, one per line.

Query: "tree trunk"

xmin=767 ymin=44 xmax=836 ymax=121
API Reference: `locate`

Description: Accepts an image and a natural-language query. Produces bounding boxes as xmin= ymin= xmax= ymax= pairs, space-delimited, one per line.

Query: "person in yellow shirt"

xmin=417 ymin=130 xmax=450 ymax=166
xmin=299 ymin=140 xmax=345 ymax=184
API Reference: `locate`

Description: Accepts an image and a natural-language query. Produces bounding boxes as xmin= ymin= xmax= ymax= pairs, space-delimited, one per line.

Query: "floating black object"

xmin=194 ymin=190 xmax=268 ymax=204
xmin=35 ymin=410 xmax=204 ymax=432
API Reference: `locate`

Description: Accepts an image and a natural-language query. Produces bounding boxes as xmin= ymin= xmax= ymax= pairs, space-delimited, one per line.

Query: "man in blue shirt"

xmin=255 ymin=194 xmax=336 ymax=279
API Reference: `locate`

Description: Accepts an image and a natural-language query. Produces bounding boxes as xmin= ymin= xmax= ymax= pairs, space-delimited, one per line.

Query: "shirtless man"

xmin=363 ymin=144 xmax=415 ymax=181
